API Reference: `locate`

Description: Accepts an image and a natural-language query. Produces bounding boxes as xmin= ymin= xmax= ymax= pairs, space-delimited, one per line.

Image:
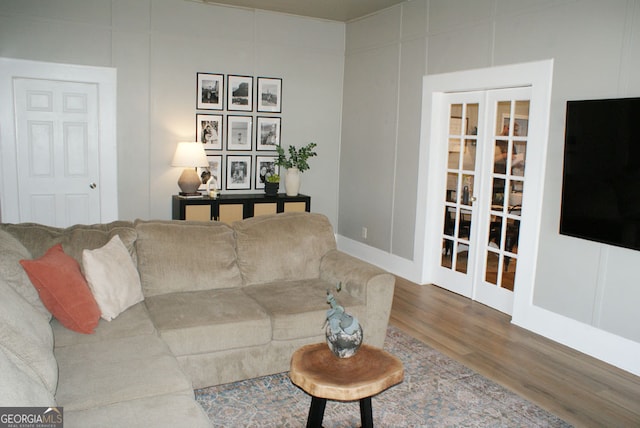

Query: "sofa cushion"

xmin=83 ymin=234 xmax=144 ymax=321
xmin=0 ymin=229 xmax=50 ymax=320
xmin=145 ymin=289 xmax=271 ymax=355
xmin=0 ymin=347 xmax=56 ymax=407
xmin=135 ymin=220 xmax=242 ymax=297
xmin=52 ymin=302 xmax=156 ymax=348
xmin=233 ymin=212 xmax=337 ymax=286
xmin=0 ymin=278 xmax=58 ymax=395
xmin=243 ymin=278 xmax=366 ymax=341
xmin=20 ymin=244 xmax=101 ymax=334
xmin=55 ymin=335 xmax=193 ymax=411
xmin=64 ymin=390 xmax=210 ymax=428
xmin=0 ymin=221 xmax=137 ymax=267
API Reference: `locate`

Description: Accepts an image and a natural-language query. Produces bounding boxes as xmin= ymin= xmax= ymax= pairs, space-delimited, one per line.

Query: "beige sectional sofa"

xmin=0 ymin=212 xmax=396 ymax=427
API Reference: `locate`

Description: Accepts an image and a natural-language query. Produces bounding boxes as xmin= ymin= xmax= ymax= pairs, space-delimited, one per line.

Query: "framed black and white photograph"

xmin=198 ymin=155 xmax=222 ymax=191
xmin=257 ymin=77 xmax=282 ymax=113
xmin=256 ymin=116 xmax=281 ymax=151
xmin=255 ymin=155 xmax=279 ymax=189
xmin=196 ymin=114 xmax=223 ymax=150
xmin=226 ymin=115 xmax=252 ymax=151
xmin=226 ymin=155 xmax=251 ymax=190
xmin=196 ymin=73 xmax=224 ymax=110
xmin=227 ymin=75 xmax=253 ymax=111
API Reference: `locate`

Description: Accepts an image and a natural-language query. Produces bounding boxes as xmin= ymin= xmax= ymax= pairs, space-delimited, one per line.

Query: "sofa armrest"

xmin=319 ymin=249 xmax=395 ymax=348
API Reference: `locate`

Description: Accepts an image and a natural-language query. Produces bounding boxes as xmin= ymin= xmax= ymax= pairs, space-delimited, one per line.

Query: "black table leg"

xmin=306 ymin=396 xmax=327 ymax=428
xmin=360 ymin=397 xmax=373 ymax=428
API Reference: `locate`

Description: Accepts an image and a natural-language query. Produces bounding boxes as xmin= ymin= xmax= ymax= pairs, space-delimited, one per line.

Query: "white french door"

xmin=429 ymin=86 xmax=532 ymax=315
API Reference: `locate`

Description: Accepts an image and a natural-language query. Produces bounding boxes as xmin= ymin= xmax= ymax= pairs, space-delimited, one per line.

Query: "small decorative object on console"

xmin=264 ymin=174 xmax=280 ymax=196
xmin=325 ymin=282 xmax=363 ymax=358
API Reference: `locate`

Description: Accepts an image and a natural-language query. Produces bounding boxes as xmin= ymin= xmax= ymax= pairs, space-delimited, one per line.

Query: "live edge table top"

xmin=289 ymin=343 xmax=404 ymax=401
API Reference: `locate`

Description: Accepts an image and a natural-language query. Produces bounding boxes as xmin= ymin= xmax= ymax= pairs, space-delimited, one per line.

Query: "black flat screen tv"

xmin=560 ymin=97 xmax=640 ymax=250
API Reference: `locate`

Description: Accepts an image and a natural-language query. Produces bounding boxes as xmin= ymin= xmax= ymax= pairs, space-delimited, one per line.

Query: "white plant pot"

xmin=285 ymin=167 xmax=301 ymax=196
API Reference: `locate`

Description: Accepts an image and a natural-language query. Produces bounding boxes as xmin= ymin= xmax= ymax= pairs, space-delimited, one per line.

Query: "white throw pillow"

xmin=82 ymin=235 xmax=144 ymax=321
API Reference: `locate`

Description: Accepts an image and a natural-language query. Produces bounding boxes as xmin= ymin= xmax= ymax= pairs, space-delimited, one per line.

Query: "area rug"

xmin=195 ymin=326 xmax=571 ymax=427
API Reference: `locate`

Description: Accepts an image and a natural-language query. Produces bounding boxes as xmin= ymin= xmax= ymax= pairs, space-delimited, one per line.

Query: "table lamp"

xmin=171 ymin=142 xmax=209 ymax=196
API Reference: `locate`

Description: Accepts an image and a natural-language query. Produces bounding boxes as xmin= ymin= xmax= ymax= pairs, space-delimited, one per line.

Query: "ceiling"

xmin=196 ymin=0 xmax=407 ymax=22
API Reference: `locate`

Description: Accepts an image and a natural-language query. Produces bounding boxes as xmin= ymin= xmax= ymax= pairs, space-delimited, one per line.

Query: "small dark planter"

xmin=264 ymin=182 xmax=279 ymax=197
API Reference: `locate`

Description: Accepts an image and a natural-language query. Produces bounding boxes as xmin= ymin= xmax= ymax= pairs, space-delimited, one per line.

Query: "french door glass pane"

xmin=462 ymin=139 xmax=477 ymax=170
xmin=494 ymin=140 xmax=508 ymax=174
xmin=443 ymin=207 xmax=454 ymax=236
xmin=461 ymin=174 xmax=474 ymax=205
xmin=456 ymin=243 xmax=469 ymax=274
xmin=458 ymin=209 xmax=472 ymax=239
xmin=514 ymin=100 xmax=529 ymax=136
xmin=441 ymin=239 xmax=453 ymax=267
xmin=512 ymin=141 xmax=526 ymax=176
xmin=485 ymin=251 xmax=499 ymax=284
xmin=446 ymin=173 xmax=458 ymax=202
xmin=449 ymin=104 xmax=463 ymax=133
xmin=465 ymin=104 xmax=479 ymax=135
xmin=492 ymin=177 xmax=506 ymax=206
xmin=448 ymin=138 xmax=461 ymax=168
xmin=506 ymin=218 xmax=520 ymax=254
xmin=502 ymin=257 xmax=516 ymax=291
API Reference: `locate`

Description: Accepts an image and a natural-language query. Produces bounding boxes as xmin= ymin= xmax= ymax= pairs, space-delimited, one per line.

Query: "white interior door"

xmin=13 ymin=78 xmax=101 ymax=227
xmin=0 ymin=57 xmax=117 ymax=227
xmin=428 ymin=87 xmax=533 ymax=315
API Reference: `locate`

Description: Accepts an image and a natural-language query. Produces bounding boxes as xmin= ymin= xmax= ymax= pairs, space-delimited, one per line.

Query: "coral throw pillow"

xmin=20 ymin=244 xmax=100 ymax=334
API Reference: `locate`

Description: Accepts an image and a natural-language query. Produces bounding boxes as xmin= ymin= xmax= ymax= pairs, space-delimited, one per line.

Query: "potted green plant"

xmin=264 ymin=174 xmax=280 ymax=197
xmin=275 ymin=142 xmax=317 ymax=196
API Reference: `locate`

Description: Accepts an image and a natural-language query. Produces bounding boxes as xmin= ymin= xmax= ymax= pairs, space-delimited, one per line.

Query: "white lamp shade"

xmin=171 ymin=142 xmax=209 ymax=167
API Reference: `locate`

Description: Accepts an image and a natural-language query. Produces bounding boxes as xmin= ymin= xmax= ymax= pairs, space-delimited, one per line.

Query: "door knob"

xmin=89 ymin=182 xmax=97 ymax=189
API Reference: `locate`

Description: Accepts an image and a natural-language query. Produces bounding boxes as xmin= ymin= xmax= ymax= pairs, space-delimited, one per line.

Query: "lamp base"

xmin=177 ymin=168 xmax=202 ymax=195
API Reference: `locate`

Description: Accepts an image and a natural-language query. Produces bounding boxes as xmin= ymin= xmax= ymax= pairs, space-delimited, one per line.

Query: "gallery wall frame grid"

xmin=195 ymin=72 xmax=283 ymax=192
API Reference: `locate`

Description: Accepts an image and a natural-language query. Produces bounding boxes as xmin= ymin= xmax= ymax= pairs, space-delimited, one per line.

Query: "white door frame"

xmin=0 ymin=57 xmax=117 ymax=223
xmin=414 ymin=59 xmax=554 ymax=318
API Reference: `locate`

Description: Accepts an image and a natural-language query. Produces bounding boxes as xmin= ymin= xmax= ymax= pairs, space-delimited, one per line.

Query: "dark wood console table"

xmin=172 ymin=193 xmax=310 ymax=223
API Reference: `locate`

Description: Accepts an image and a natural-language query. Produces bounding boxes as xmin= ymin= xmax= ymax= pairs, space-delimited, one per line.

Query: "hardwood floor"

xmin=389 ymin=276 xmax=640 ymax=427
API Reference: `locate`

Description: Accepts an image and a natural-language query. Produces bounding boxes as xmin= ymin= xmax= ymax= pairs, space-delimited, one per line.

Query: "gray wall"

xmin=340 ymin=1 xmax=427 ymax=258
xmin=0 ymin=0 xmax=345 ymax=227
xmin=339 ymin=0 xmax=640 ymax=344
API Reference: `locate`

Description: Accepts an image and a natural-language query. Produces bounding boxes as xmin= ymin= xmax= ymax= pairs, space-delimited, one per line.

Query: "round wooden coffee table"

xmin=289 ymin=343 xmax=404 ymax=428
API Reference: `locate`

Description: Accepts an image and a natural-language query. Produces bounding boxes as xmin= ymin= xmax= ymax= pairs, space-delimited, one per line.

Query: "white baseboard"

xmin=513 ymin=304 xmax=640 ymax=377
xmin=336 ymin=234 xmax=420 ymax=283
